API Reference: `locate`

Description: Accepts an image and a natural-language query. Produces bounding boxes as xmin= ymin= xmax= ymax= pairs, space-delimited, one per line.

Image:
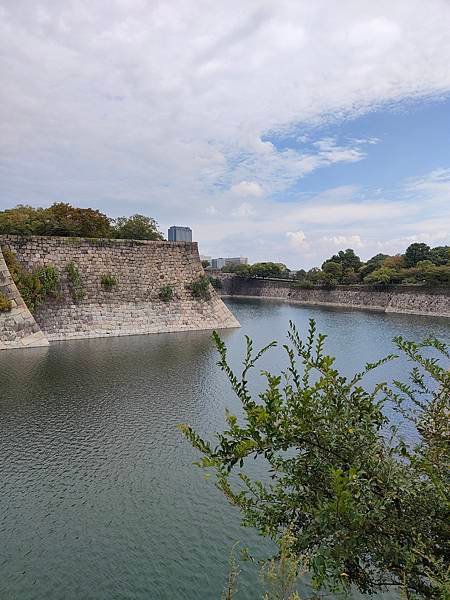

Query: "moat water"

xmin=1 ymin=298 xmax=449 ymax=599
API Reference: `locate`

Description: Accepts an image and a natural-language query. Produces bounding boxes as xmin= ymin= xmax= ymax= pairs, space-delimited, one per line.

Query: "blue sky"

xmin=267 ymin=97 xmax=450 ymax=196
xmin=1 ymin=0 xmax=449 ymax=268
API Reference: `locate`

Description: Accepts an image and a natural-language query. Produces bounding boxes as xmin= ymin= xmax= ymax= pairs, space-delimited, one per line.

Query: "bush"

xmin=405 ymin=242 xmax=431 ymax=267
xmin=222 ymin=264 xmax=250 ymax=277
xmin=0 ymin=204 xmax=164 ymax=240
xmin=189 ymin=275 xmax=211 ymax=300
xmin=159 ymin=285 xmax=174 ymax=302
xmin=2 ymin=248 xmax=60 ymax=312
xmin=66 ymin=261 xmax=85 ymax=302
xmin=293 ymin=279 xmax=314 ymax=289
xmin=0 ymin=203 xmax=112 ymax=238
xmin=208 ymin=276 xmax=223 ymax=290
xmin=112 ymin=214 xmax=164 ymax=240
xmin=250 ymin=262 xmax=284 ymax=278
xmin=364 ymin=266 xmax=397 ymax=285
xmin=181 ymin=321 xmax=449 ymax=598
xmin=0 ymin=291 xmax=11 ymax=312
xmin=101 ymin=273 xmax=118 ymax=290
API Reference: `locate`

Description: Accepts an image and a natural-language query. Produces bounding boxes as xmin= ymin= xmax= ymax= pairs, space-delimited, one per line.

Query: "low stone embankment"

xmin=214 ymin=273 xmax=450 ymax=318
xmin=0 ymin=236 xmax=240 ymax=350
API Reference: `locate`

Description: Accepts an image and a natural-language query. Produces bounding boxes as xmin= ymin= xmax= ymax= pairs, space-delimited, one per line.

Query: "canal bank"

xmin=213 ymin=273 xmax=450 ymax=318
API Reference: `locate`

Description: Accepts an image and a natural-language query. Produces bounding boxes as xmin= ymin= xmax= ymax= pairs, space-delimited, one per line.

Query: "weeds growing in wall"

xmin=159 ymin=285 xmax=174 ymax=302
xmin=208 ymin=276 xmax=222 ymax=290
xmin=189 ymin=275 xmax=211 ymax=300
xmin=2 ymin=247 xmax=60 ymax=312
xmin=66 ymin=261 xmax=85 ymax=302
xmin=0 ymin=291 xmax=11 ymax=312
xmin=101 ymin=273 xmax=118 ymax=290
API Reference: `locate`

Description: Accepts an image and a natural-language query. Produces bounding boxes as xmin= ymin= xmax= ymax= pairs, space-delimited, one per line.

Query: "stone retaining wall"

xmin=0 ymin=236 xmax=239 ymax=348
xmin=0 ymin=248 xmax=49 ymax=350
xmin=214 ymin=274 xmax=450 ymax=318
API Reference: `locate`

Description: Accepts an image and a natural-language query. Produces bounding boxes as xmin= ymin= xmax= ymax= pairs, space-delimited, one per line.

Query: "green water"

xmin=1 ymin=298 xmax=448 ymax=599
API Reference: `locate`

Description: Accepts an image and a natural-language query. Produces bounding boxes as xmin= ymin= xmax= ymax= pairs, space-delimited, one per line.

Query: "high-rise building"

xmin=168 ymin=226 xmax=192 ymax=242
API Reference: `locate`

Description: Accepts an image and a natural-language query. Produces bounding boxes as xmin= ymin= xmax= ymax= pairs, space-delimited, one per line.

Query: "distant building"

xmin=168 ymin=226 xmax=192 ymax=242
xmin=225 ymin=257 xmax=248 ymax=266
xmin=211 ymin=256 xmax=248 ymax=269
xmin=211 ymin=258 xmax=226 ymax=269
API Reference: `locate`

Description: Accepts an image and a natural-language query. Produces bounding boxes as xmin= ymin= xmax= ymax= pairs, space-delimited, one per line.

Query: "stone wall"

xmin=0 ymin=247 xmax=49 ymax=350
xmin=0 ymin=236 xmax=239 ymax=348
xmin=214 ymin=273 xmax=450 ymax=318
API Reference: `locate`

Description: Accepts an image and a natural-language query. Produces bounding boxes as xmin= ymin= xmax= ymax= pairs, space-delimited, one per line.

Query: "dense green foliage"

xmin=159 ymin=284 xmax=174 ymax=302
xmin=283 ymin=244 xmax=449 ymax=287
xmin=189 ymin=275 xmax=211 ymax=300
xmin=222 ymin=263 xmax=253 ymax=277
xmin=208 ymin=276 xmax=223 ymax=290
xmin=2 ymin=248 xmax=60 ymax=312
xmin=0 ymin=203 xmax=111 ymax=237
xmin=113 ymin=214 xmax=164 ymax=240
xmin=219 ymin=244 xmax=449 ymax=287
xmin=405 ymin=243 xmax=433 ymax=267
xmin=66 ymin=261 xmax=85 ymax=302
xmin=0 ymin=291 xmax=11 ymax=312
xmin=0 ymin=204 xmax=164 ymax=240
xmin=181 ymin=321 xmax=449 ymax=598
xmin=223 ymin=262 xmax=289 ymax=279
xmin=100 ymin=273 xmax=118 ymax=290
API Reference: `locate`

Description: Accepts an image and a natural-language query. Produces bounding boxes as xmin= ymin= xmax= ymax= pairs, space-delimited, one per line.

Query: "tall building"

xmin=168 ymin=226 xmax=192 ymax=242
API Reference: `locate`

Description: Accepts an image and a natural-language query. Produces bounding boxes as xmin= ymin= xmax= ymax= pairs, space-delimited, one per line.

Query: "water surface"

xmin=1 ymin=298 xmax=448 ymax=599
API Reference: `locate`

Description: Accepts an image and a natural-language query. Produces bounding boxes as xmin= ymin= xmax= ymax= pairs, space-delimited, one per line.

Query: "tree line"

xmin=220 ymin=245 xmax=450 ymax=286
xmin=0 ymin=203 xmax=164 ymax=240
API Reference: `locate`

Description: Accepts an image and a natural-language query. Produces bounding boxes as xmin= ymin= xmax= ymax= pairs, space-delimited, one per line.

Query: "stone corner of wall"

xmin=0 ymin=247 xmax=49 ymax=351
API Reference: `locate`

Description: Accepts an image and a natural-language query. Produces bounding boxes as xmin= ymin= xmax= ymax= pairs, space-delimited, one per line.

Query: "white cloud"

xmin=232 ymin=202 xmax=255 ymax=218
xmin=230 ymin=181 xmax=263 ymax=197
xmin=2 ymin=0 xmax=450 ymax=213
xmin=313 ymin=137 xmax=369 ymax=164
xmin=322 ymin=235 xmax=363 ymax=247
xmin=286 ymin=230 xmax=308 ymax=249
xmin=1 ymin=1 xmax=450 ymax=266
xmin=193 ymin=173 xmax=449 ymax=267
xmin=405 ymin=168 xmax=450 ymax=195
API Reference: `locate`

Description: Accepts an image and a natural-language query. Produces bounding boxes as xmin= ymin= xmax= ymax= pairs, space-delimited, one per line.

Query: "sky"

xmin=1 ymin=0 xmax=450 ymax=268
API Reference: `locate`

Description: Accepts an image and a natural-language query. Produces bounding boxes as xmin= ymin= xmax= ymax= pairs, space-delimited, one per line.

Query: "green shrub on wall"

xmin=101 ymin=273 xmax=118 ymax=290
xmin=2 ymin=247 xmax=60 ymax=312
xmin=66 ymin=261 xmax=85 ymax=302
xmin=189 ymin=275 xmax=211 ymax=300
xmin=0 ymin=291 xmax=12 ymax=312
xmin=208 ymin=276 xmax=222 ymax=290
xmin=159 ymin=285 xmax=174 ymax=302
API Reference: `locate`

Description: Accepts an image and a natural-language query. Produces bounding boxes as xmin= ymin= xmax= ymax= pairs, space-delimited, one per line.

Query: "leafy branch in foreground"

xmin=180 ymin=319 xmax=449 ymax=598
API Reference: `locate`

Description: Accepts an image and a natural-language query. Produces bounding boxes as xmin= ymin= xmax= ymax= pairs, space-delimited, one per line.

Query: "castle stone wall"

xmin=215 ymin=274 xmax=450 ymax=318
xmin=0 ymin=247 xmax=49 ymax=349
xmin=0 ymin=236 xmax=239 ymax=347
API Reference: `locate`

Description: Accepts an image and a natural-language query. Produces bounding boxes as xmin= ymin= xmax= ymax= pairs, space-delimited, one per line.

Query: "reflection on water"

xmin=0 ymin=298 xmax=448 ymax=599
